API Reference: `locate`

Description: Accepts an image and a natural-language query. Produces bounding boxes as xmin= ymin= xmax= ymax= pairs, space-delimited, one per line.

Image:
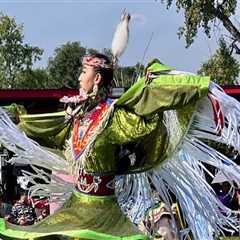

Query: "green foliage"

xmin=47 ymin=41 xmax=86 ymax=88
xmin=47 ymin=44 xmax=141 ymax=89
xmin=113 ymin=63 xmax=144 ymax=88
xmin=0 ymin=13 xmax=43 ymax=88
xmin=198 ymin=38 xmax=240 ymax=85
xmin=87 ymin=48 xmax=100 ymax=55
xmin=0 ymin=13 xmax=149 ymax=90
xmin=102 ymin=48 xmax=113 ymax=61
xmin=16 ymin=69 xmax=51 ymax=89
xmin=161 ymin=0 xmax=238 ymax=47
xmin=101 ymin=48 xmax=144 ymax=88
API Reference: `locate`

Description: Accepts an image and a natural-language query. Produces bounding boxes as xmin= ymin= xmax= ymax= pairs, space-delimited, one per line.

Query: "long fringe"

xmin=0 ymin=107 xmax=74 ymax=202
xmin=0 ymin=108 xmax=67 ymax=173
xmin=116 ymin=82 xmax=240 ymax=239
xmin=0 ymin=100 xmax=115 ymax=206
xmin=1 ymin=81 xmax=240 ymax=239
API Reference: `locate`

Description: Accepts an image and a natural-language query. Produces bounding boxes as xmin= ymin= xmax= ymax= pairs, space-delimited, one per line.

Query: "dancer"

xmin=0 ymin=14 xmax=240 ymax=240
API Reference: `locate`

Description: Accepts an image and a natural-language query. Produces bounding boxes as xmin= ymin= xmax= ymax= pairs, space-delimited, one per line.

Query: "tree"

xmin=87 ymin=48 xmax=100 ymax=56
xmin=113 ymin=63 xmax=144 ymax=88
xmin=47 ymin=45 xmax=142 ymax=89
xmin=47 ymin=41 xmax=86 ymax=88
xmin=102 ymin=48 xmax=144 ymax=88
xmin=198 ymin=38 xmax=240 ymax=85
xmin=160 ymin=0 xmax=240 ymax=48
xmin=102 ymin=48 xmax=113 ymax=61
xmin=16 ymin=69 xmax=51 ymax=89
xmin=0 ymin=13 xmax=43 ymax=88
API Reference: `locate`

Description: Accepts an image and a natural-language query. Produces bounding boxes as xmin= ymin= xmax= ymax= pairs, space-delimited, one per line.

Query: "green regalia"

xmin=0 ymin=60 xmax=239 ymax=240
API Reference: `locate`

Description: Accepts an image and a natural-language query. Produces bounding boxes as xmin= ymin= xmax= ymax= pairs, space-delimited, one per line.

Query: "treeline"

xmin=0 ymin=13 xmax=143 ymax=89
xmin=0 ymin=11 xmax=239 ymax=89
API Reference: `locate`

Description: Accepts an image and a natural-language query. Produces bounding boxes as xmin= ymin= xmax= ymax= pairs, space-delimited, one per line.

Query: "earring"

xmin=93 ymin=84 xmax=98 ymax=95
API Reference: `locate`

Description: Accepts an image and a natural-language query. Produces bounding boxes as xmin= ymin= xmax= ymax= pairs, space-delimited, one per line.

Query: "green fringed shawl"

xmin=17 ymin=72 xmax=210 ymax=174
xmin=0 ymin=60 xmax=210 ymax=240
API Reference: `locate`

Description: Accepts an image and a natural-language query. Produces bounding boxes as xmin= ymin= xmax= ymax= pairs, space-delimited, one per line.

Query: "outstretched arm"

xmin=2 ymin=103 xmax=70 ymax=149
xmin=18 ymin=111 xmax=71 ymax=150
xmin=116 ymin=59 xmax=210 ymax=117
xmin=117 ymin=74 xmax=210 ymax=117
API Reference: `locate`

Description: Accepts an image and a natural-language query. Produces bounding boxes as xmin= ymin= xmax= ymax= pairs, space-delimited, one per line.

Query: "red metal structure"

xmin=222 ymin=85 xmax=240 ymax=96
xmin=0 ymin=86 xmax=238 ymax=113
xmin=0 ymin=88 xmax=78 ymax=113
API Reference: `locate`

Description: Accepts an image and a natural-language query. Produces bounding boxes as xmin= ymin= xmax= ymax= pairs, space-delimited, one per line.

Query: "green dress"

xmin=0 ymin=60 xmax=210 ymax=239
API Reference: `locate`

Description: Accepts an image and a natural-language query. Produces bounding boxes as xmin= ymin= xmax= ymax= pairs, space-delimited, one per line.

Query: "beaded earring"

xmin=93 ymin=84 xmax=98 ymax=95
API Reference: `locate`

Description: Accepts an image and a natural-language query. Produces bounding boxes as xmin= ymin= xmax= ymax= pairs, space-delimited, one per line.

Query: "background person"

xmin=8 ymin=190 xmax=36 ymax=225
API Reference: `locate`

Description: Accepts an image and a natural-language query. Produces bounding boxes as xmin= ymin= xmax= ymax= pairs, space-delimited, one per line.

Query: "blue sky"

xmin=0 ymin=0 xmax=220 ymax=73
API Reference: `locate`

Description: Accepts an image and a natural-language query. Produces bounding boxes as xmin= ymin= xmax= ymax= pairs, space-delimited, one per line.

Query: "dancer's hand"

xmin=18 ymin=217 xmax=26 ymax=225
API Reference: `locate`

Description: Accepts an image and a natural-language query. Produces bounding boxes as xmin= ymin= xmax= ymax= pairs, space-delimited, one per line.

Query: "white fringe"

xmin=1 ymin=81 xmax=240 ymax=239
xmin=0 ymin=99 xmax=115 ymax=205
xmin=195 ymin=82 xmax=240 ymax=151
xmin=116 ymin=82 xmax=240 ymax=240
xmin=0 ymin=107 xmax=74 ymax=202
xmin=0 ymin=108 xmax=67 ymax=172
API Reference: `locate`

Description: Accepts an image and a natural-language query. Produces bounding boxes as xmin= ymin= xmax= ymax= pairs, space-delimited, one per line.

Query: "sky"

xmin=0 ymin=0 xmax=221 ymax=73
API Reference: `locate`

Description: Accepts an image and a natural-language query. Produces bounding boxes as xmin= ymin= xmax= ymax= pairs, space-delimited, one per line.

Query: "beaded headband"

xmin=82 ymin=55 xmax=112 ymax=69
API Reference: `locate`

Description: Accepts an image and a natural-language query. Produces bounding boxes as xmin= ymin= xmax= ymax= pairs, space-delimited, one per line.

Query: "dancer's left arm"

xmin=116 ymin=74 xmax=210 ymax=117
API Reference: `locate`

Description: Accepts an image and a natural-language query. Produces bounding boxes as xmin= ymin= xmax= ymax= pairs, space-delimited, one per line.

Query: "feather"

xmin=111 ymin=10 xmax=131 ymax=65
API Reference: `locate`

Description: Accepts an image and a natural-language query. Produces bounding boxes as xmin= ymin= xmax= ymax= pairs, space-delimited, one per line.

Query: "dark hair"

xmin=92 ymin=53 xmax=113 ymax=90
xmin=19 ymin=189 xmax=28 ymax=196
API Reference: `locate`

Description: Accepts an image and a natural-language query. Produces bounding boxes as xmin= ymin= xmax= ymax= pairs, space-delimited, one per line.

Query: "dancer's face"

xmin=19 ymin=193 xmax=28 ymax=203
xmin=79 ymin=66 xmax=101 ymax=93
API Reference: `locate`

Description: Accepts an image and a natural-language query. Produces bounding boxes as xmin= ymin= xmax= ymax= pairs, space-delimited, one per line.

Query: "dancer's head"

xmin=19 ymin=190 xmax=28 ymax=203
xmin=79 ymin=54 xmax=113 ymax=94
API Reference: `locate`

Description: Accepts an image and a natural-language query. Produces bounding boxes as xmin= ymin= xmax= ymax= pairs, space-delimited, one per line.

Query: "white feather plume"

xmin=111 ymin=10 xmax=131 ymax=64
